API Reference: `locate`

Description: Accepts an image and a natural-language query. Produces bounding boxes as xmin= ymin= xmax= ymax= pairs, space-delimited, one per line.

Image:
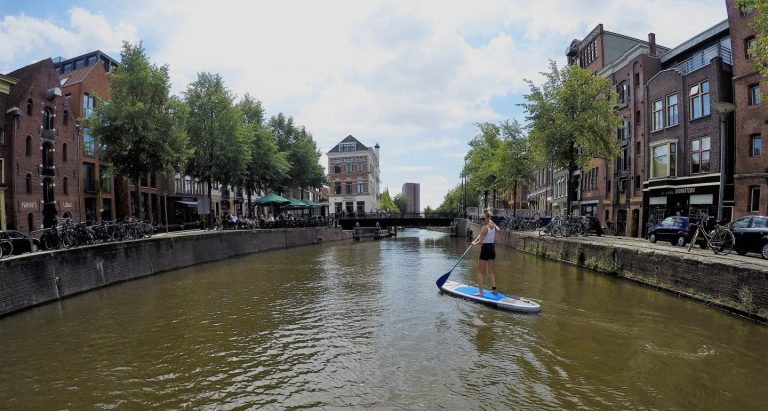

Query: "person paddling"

xmin=472 ymin=209 xmax=499 ymax=296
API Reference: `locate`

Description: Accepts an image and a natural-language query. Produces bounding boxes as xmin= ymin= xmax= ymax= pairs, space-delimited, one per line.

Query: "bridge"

xmin=336 ymin=212 xmax=457 ymax=230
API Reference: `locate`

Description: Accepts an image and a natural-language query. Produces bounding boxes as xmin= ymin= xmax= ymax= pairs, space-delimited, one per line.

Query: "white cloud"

xmin=0 ymin=9 xmax=138 ymax=72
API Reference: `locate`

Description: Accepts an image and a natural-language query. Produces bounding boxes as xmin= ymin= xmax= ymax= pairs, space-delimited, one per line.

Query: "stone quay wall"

xmin=466 ymin=221 xmax=768 ymax=323
xmin=0 ymin=227 xmax=351 ymax=318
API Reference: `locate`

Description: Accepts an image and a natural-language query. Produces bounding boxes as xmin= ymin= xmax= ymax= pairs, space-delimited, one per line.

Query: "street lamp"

xmin=712 ymin=101 xmax=736 ymax=222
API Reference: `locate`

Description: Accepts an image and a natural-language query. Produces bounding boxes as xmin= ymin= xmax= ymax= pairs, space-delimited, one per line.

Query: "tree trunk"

xmin=513 ymin=180 xmax=518 ymax=217
xmin=207 ymin=177 xmax=213 ymax=229
xmin=247 ymin=190 xmax=253 ymax=218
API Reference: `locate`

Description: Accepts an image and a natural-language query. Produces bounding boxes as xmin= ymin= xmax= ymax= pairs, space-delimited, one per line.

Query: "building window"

xmin=691 ymin=136 xmax=711 ymax=174
xmin=63 ymin=109 xmax=69 ymax=125
xmin=357 ymin=162 xmax=365 ymax=172
xmin=339 ymin=143 xmax=356 ymax=152
xmin=666 ymin=94 xmax=678 ymax=126
xmin=746 ymin=36 xmax=757 ymax=59
xmin=635 ymin=175 xmax=641 ymax=191
xmin=635 ymin=110 xmax=641 ymax=124
xmin=101 ymin=166 xmax=111 ymax=193
xmin=356 ymin=201 xmax=365 ymax=214
xmin=345 ymin=181 xmax=352 ymax=194
xmin=356 ymin=181 xmax=366 ymax=193
xmin=25 ymin=173 xmax=32 ymax=193
xmin=749 ymin=84 xmax=761 ymax=105
xmin=690 ymin=81 xmax=710 ymax=119
xmin=343 ymin=163 xmax=353 ymax=173
xmin=83 ymin=128 xmax=95 ymax=157
xmin=83 ymin=163 xmax=96 ymax=192
xmin=650 ymin=142 xmax=677 ymax=178
xmin=0 ymin=128 xmax=4 ymax=144
xmin=62 ymin=143 xmax=68 ymax=161
xmin=27 ymin=99 xmax=33 ymax=115
xmin=617 ymin=82 xmax=629 ymax=104
xmin=750 ymin=186 xmax=760 ymax=212
xmin=652 ymin=100 xmax=664 ymax=131
xmin=634 ymin=72 xmax=640 ymax=87
xmin=636 ymin=141 xmax=641 ymax=156
xmin=0 ymin=158 xmax=3 ymax=184
xmin=83 ymin=93 xmax=95 ymax=117
xmin=42 ymin=108 xmax=54 ymax=131
xmin=751 ymin=134 xmax=762 ymax=157
xmin=63 ymin=177 xmax=69 ymax=195
xmin=334 ymin=181 xmax=341 ymax=194
xmin=26 ymin=136 xmax=32 ymax=156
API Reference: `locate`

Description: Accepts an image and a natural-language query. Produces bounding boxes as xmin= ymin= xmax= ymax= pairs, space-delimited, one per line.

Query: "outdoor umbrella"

xmin=283 ymin=197 xmax=309 ymax=210
xmin=299 ymin=199 xmax=321 ymax=208
xmin=255 ymin=193 xmax=291 ymax=207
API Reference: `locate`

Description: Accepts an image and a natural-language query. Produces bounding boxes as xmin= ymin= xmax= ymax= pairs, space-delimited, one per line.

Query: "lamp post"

xmin=712 ymin=101 xmax=736 ymax=222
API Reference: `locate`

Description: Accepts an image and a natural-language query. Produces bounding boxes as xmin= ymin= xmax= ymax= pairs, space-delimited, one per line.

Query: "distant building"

xmin=327 ymin=135 xmax=380 ymax=215
xmin=402 ymin=182 xmax=420 ymax=213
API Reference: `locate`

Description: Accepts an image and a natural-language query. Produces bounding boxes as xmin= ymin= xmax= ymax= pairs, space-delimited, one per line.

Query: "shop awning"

xmin=649 ymin=196 xmax=667 ymax=205
xmin=176 ymin=200 xmax=198 ymax=208
xmin=690 ymin=194 xmax=713 ymax=205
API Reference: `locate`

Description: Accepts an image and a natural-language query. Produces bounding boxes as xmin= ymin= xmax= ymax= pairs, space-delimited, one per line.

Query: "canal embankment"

xmin=466 ymin=220 xmax=768 ymax=323
xmin=0 ymin=227 xmax=351 ymax=317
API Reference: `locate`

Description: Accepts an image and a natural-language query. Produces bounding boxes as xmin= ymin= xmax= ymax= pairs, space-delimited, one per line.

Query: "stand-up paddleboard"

xmin=439 ymin=280 xmax=541 ymax=313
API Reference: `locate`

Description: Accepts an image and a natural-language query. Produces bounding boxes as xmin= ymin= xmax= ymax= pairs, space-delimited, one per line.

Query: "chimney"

xmin=648 ymin=33 xmax=657 ymax=56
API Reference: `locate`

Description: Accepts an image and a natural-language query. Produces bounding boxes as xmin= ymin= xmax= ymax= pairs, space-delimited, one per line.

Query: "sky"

xmin=0 ymin=0 xmax=728 ymax=210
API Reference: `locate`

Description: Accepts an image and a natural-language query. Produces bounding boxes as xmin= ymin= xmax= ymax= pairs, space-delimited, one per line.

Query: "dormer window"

xmin=340 ymin=143 xmax=356 ymax=152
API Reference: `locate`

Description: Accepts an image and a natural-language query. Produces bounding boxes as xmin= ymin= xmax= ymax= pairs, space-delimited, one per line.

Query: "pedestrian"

xmin=471 ymin=208 xmax=499 ymax=296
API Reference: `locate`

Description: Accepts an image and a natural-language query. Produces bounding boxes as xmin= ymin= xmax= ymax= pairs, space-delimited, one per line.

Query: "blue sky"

xmin=0 ymin=0 xmax=727 ymax=209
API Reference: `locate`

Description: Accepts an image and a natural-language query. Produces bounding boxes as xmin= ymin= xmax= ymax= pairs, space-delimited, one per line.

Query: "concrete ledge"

xmin=467 ymin=220 xmax=768 ymax=324
xmin=0 ymin=227 xmax=352 ymax=318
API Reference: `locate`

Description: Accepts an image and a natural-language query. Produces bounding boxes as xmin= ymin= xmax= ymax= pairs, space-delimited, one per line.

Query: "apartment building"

xmin=327 ymin=135 xmax=380 ymax=215
xmin=0 ymin=59 xmax=82 ymax=233
xmin=644 ymin=21 xmax=734 ymax=225
xmin=402 ymin=182 xmax=420 ymax=213
xmin=0 ymin=74 xmax=18 ymax=230
xmin=54 ymin=50 xmax=167 ymax=223
xmin=726 ymin=0 xmax=768 ymax=217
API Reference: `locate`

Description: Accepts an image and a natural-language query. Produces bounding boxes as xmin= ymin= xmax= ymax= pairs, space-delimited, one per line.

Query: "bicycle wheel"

xmin=687 ymin=228 xmax=699 ymax=252
xmin=710 ymin=228 xmax=735 ymax=255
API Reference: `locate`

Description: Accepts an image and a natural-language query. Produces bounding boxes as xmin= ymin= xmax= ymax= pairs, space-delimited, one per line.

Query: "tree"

xmin=379 ymin=188 xmax=399 ymax=213
xmin=521 ymin=61 xmax=621 ymax=213
xmin=463 ymin=122 xmax=504 ymax=208
xmin=87 ymin=41 xmax=189 ymax=219
xmin=267 ymin=114 xmax=326 ymax=194
xmin=237 ymin=95 xmax=289 ymax=216
xmin=496 ymin=120 xmax=533 ymax=216
xmin=184 ymin=72 xmax=251 ymax=224
xmin=393 ymin=193 xmax=408 ymax=213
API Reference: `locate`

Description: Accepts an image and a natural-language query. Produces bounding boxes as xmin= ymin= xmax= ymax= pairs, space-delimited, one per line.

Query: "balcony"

xmin=672 ymin=44 xmax=732 ymax=75
xmin=41 ymin=129 xmax=56 ymax=140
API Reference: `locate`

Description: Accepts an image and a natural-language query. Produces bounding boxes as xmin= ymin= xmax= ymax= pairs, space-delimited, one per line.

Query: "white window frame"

xmin=751 ymin=134 xmax=762 ymax=157
xmin=749 ymin=84 xmax=761 ymax=106
xmin=650 ymin=141 xmax=677 ymax=179
xmin=689 ymin=80 xmax=710 ymax=119
xmin=652 ymin=99 xmax=664 ymax=131
xmin=666 ymin=94 xmax=678 ymax=126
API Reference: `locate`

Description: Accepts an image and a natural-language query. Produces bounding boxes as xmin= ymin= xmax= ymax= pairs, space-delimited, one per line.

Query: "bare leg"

xmin=487 ymin=260 xmax=497 ymax=294
xmin=475 ymin=260 xmax=487 ymax=296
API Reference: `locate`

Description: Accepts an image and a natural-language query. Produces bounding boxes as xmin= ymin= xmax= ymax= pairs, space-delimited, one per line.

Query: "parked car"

xmin=648 ymin=216 xmax=700 ymax=246
xmin=0 ymin=230 xmax=41 ymax=257
xmin=729 ymin=215 xmax=768 ymax=259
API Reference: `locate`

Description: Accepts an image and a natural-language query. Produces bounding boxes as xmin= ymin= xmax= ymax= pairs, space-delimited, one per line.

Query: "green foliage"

xmin=393 ymin=193 xmax=408 ymax=213
xmin=522 ymin=61 xmax=621 ymax=170
xmin=267 ymin=113 xmax=325 ymax=190
xmin=86 ymin=41 xmax=189 ymax=217
xmin=184 ymin=72 xmax=251 ymax=208
xmin=379 ymin=188 xmax=399 ymax=213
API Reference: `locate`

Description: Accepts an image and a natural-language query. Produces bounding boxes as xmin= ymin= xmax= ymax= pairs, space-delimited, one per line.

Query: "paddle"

xmin=435 ymin=243 xmax=474 ymax=289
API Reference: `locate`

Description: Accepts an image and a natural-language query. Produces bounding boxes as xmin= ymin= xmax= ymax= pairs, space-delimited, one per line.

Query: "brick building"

xmin=0 ymin=73 xmax=18 ymax=231
xmin=402 ymin=182 xmax=420 ymax=213
xmin=54 ymin=50 xmax=167 ymax=223
xmin=0 ymin=59 xmax=82 ymax=233
xmin=327 ymin=135 xmax=380 ymax=216
xmin=644 ymin=21 xmax=735 ymax=224
xmin=726 ymin=0 xmax=768 ymax=218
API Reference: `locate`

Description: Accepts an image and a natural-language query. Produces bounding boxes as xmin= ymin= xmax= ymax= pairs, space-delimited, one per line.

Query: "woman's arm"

xmin=472 ymin=226 xmax=488 ymax=245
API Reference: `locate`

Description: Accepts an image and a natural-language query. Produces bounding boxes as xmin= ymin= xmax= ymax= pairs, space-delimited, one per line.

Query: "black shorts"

xmin=479 ymin=243 xmax=496 ymax=260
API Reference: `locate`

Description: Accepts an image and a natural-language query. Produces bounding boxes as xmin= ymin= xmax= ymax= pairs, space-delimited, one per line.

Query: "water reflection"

xmin=0 ymin=229 xmax=766 ymax=409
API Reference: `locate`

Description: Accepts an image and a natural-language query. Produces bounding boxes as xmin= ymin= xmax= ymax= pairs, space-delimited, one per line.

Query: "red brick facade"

xmin=0 ymin=59 xmax=82 ymax=233
xmin=726 ymin=0 xmax=768 ymax=217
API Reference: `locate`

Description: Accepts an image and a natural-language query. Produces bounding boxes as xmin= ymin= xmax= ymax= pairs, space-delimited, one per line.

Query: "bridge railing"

xmin=336 ymin=212 xmax=458 ymax=220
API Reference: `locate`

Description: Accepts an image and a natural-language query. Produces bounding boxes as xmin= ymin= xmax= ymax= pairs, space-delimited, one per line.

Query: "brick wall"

xmin=0 ymin=227 xmax=352 ymax=317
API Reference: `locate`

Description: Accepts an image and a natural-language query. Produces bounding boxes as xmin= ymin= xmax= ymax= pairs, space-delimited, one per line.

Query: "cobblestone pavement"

xmin=512 ymin=230 xmax=768 ymax=272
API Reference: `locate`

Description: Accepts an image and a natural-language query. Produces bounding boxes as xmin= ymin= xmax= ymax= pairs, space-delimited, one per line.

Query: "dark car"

xmin=729 ymin=215 xmax=768 ymax=259
xmin=0 ymin=230 xmax=41 ymax=257
xmin=648 ymin=216 xmax=700 ymax=246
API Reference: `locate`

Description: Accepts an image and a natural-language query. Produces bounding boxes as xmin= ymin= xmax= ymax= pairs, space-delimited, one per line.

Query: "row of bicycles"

xmin=39 ymin=217 xmax=155 ymax=250
xmin=537 ymin=215 xmax=603 ymax=237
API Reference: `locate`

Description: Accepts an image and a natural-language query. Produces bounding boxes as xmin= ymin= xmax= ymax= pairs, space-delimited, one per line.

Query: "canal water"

xmin=1 ymin=229 xmax=766 ymax=409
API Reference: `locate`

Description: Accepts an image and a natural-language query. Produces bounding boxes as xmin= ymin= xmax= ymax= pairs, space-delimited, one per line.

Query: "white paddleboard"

xmin=439 ymin=280 xmax=541 ymax=313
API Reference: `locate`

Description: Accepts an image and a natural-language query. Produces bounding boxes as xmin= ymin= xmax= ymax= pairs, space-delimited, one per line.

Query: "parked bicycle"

xmin=686 ymin=217 xmax=735 ymax=255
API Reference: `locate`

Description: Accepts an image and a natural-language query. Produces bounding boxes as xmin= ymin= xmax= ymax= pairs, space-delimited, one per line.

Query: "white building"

xmin=327 ymin=135 xmax=380 ymax=216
